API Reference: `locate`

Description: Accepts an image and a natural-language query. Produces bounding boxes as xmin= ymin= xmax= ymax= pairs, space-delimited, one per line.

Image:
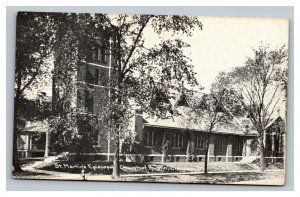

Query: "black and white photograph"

xmin=12 ymin=11 xmax=289 ymax=185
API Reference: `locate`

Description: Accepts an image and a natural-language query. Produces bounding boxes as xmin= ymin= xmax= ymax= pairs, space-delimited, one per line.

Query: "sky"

xmin=143 ymin=16 xmax=289 ymax=93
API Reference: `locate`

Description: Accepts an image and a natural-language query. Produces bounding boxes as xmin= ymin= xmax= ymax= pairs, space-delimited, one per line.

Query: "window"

xmin=173 ymin=133 xmax=184 ymax=148
xmin=95 ymin=46 xmax=107 ymax=63
xmin=93 ymin=130 xmax=100 ymax=147
xmin=146 ymin=130 xmax=158 ymax=147
xmin=233 ymin=136 xmax=243 ymax=151
xmin=101 ymin=47 xmax=106 ymax=62
xmin=215 ymin=136 xmax=223 ymax=150
xmin=195 ymin=136 xmax=205 ymax=149
xmin=95 ymin=69 xmax=99 ymax=85
xmin=85 ymin=87 xmax=93 ymax=113
xmin=91 ymin=47 xmax=96 ymax=60
xmin=97 ymin=47 xmax=101 ymax=62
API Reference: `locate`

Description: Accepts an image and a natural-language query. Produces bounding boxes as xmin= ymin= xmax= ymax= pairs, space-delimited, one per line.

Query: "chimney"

xmin=134 ymin=109 xmax=144 ymax=144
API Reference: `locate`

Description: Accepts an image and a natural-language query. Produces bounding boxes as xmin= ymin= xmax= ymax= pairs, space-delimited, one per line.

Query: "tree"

xmin=192 ymin=84 xmax=235 ymax=174
xmin=96 ymin=14 xmax=203 ymax=178
xmin=40 ymin=13 xmax=202 ymax=178
xmin=13 ymin=12 xmax=55 ymax=172
xmin=224 ymin=45 xmax=288 ymax=171
xmin=13 ymin=12 xmax=111 ymax=171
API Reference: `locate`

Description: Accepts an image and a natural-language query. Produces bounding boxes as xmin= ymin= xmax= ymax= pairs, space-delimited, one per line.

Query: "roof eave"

xmin=144 ymin=123 xmax=258 ymax=137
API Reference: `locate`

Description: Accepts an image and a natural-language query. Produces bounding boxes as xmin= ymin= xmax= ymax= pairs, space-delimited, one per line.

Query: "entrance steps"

xmin=30 ymin=156 xmax=56 ymax=168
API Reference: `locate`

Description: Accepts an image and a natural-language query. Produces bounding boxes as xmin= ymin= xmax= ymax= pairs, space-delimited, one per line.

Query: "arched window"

xmin=95 ymin=46 xmax=107 ymax=63
xmin=173 ymin=133 xmax=184 ymax=148
xmin=146 ymin=130 xmax=158 ymax=147
xmin=215 ymin=136 xmax=223 ymax=150
xmin=233 ymin=136 xmax=243 ymax=151
xmin=195 ymin=136 xmax=205 ymax=149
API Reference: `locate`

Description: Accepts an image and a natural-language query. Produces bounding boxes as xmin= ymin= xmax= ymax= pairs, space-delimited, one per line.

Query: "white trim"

xmin=76 ymin=81 xmax=109 ymax=89
xmin=64 ymin=153 xmax=285 ymax=162
xmin=173 ymin=154 xmax=187 ymax=157
xmin=68 ymin=153 xmax=114 ymax=156
xmin=265 ymin=156 xmax=285 ymax=159
xmin=76 ymin=81 xmax=117 ymax=91
xmin=80 ymin=60 xmax=110 ymax=69
xmin=265 ymin=116 xmax=282 ymax=129
xmin=144 ymin=123 xmax=258 ymax=137
xmin=144 ymin=146 xmax=157 ymax=148
xmin=144 ymin=154 xmax=162 ymax=157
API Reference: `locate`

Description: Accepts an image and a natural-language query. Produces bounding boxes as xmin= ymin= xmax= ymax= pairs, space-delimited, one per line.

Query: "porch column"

xmin=208 ymin=134 xmax=215 ymax=162
xmin=271 ymin=133 xmax=275 ymax=163
xmin=107 ymin=132 xmax=111 ymax=161
xmin=244 ymin=138 xmax=253 ymax=156
xmin=25 ymin=135 xmax=29 ymax=158
xmin=242 ymin=137 xmax=247 ymax=156
xmin=282 ymin=133 xmax=286 ymax=168
xmin=226 ymin=136 xmax=233 ymax=162
xmin=44 ymin=129 xmax=50 ymax=158
xmin=191 ymin=132 xmax=195 ymax=155
xmin=28 ymin=134 xmax=33 ymax=158
xmin=282 ymin=133 xmax=286 ymax=156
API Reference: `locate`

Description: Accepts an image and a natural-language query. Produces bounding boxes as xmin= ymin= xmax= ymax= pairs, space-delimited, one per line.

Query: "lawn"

xmin=13 ymin=160 xmax=284 ymax=185
xmin=38 ymin=160 xmax=283 ymax=175
xmin=119 ymin=171 xmax=284 ymax=185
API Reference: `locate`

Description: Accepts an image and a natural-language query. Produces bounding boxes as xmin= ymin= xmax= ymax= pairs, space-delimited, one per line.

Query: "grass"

xmin=38 ymin=160 xmax=283 ymax=175
xmin=13 ymin=160 xmax=284 ymax=184
xmin=121 ymin=171 xmax=284 ymax=184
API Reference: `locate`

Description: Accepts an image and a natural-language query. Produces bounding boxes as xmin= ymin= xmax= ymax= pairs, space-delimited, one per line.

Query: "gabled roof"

xmin=142 ymin=103 xmax=258 ymax=137
xmin=174 ymin=94 xmax=190 ymax=108
xmin=265 ymin=116 xmax=284 ymax=129
xmin=143 ymin=115 xmax=258 ymax=136
xmin=136 ymin=91 xmax=259 ymax=136
xmin=21 ymin=120 xmax=49 ymax=133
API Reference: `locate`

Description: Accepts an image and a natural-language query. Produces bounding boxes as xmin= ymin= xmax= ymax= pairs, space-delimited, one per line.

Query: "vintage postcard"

xmin=12 ymin=11 xmax=288 ymax=185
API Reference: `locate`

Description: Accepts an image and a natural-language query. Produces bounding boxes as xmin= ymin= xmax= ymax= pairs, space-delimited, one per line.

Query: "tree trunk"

xmin=112 ymin=133 xmax=120 ymax=179
xmin=162 ymin=150 xmax=167 ymax=163
xmin=186 ymin=141 xmax=190 ymax=162
xmin=259 ymin=136 xmax=266 ymax=171
xmin=44 ymin=127 xmax=50 ymax=158
xmin=204 ymin=135 xmax=210 ymax=174
xmin=12 ymin=129 xmax=22 ymax=172
xmin=13 ymin=95 xmax=23 ymax=172
xmin=161 ymin=132 xmax=168 ymax=163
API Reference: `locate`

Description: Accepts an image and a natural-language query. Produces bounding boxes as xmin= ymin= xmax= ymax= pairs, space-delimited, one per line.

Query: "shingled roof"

xmin=141 ymin=92 xmax=259 ymax=137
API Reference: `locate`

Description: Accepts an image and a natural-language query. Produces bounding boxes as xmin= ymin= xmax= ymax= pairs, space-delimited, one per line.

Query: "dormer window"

xmin=175 ymin=94 xmax=190 ymax=107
